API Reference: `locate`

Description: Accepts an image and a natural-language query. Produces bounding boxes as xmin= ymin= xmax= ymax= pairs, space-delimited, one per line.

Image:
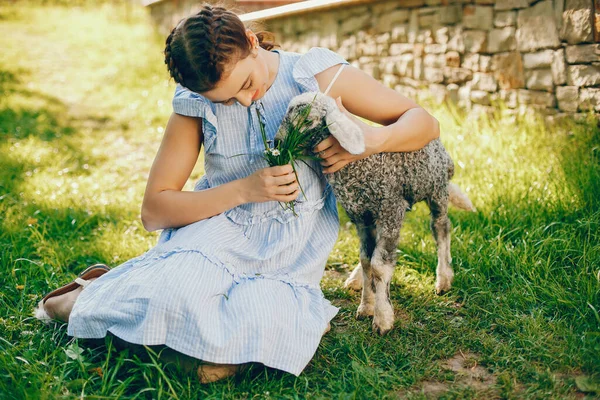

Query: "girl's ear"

xmin=324 ymin=96 xmax=365 ymax=155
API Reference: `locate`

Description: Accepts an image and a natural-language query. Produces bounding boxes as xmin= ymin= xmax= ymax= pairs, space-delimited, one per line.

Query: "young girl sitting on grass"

xmin=35 ymin=2 xmax=440 ymax=383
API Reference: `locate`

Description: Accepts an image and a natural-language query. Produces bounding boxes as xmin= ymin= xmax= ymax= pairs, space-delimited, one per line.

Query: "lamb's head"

xmin=274 ymin=91 xmax=365 ymax=155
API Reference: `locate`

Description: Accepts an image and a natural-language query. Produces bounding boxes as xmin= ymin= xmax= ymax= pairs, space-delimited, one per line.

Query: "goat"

xmin=274 ymin=91 xmax=476 ymax=335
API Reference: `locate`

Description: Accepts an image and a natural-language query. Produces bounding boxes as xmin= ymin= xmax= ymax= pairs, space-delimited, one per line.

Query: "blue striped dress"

xmin=67 ymin=47 xmax=349 ymax=376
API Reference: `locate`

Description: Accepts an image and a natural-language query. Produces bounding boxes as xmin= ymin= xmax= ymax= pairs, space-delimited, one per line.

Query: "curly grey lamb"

xmin=274 ymin=91 xmax=476 ymax=335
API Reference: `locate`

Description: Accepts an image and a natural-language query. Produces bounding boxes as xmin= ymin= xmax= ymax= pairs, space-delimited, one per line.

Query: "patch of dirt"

xmin=442 ymin=351 xmax=497 ymax=391
xmin=405 ymin=351 xmax=498 ymax=399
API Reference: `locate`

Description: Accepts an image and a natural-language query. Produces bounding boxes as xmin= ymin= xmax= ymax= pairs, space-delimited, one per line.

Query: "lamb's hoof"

xmin=373 ymin=306 xmax=394 ymax=335
xmin=435 ymin=277 xmax=453 ymax=295
xmin=343 ymin=265 xmax=363 ymax=291
xmin=356 ymin=304 xmax=374 ymax=319
xmin=372 ymin=319 xmax=394 ymax=336
xmin=344 ymin=275 xmax=363 ymax=291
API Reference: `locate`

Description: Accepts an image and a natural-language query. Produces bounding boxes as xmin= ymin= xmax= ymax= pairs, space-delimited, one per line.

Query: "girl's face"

xmin=201 ymin=32 xmax=271 ymax=108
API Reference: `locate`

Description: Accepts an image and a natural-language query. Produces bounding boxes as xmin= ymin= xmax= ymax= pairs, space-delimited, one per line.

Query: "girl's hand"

xmin=240 ymin=164 xmax=300 ymax=204
xmin=314 ymin=97 xmax=384 ymax=174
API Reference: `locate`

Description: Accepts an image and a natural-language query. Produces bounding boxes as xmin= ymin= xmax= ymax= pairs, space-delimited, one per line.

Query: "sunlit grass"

xmin=1 ymin=2 xmax=599 ymax=398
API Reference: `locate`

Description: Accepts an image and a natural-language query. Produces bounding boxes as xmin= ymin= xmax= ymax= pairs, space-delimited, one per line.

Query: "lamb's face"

xmin=275 ymin=91 xmax=366 ymax=156
xmin=274 ymin=92 xmax=331 ymax=151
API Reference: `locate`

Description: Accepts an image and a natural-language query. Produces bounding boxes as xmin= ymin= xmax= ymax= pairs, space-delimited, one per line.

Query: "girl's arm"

xmin=314 ymin=65 xmax=440 ymax=173
xmin=141 ymin=113 xmax=298 ymax=232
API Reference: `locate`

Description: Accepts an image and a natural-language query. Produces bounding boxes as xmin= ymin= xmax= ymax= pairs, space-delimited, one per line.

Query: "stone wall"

xmin=148 ymin=0 xmax=600 ymax=115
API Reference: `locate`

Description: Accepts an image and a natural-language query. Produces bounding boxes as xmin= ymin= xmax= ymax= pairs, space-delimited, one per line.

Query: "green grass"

xmin=1 ymin=3 xmax=599 ymax=399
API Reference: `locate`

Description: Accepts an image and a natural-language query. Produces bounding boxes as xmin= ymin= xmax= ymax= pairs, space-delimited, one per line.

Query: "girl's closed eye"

xmin=221 ymin=80 xmax=253 ymax=106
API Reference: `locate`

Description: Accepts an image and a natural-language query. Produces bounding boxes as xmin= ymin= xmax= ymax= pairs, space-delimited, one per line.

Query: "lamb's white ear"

xmin=324 ymin=99 xmax=365 ymax=155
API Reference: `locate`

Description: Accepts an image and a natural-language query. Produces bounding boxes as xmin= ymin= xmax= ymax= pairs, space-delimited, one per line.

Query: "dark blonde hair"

xmin=164 ymin=3 xmax=278 ymax=93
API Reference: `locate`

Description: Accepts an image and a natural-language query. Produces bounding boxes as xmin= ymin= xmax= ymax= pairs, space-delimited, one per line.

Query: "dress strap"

xmin=323 ymin=64 xmax=345 ymax=96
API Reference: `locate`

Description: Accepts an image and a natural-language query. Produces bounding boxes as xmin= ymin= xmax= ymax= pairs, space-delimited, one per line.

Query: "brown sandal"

xmin=34 ymin=263 xmax=110 ymax=323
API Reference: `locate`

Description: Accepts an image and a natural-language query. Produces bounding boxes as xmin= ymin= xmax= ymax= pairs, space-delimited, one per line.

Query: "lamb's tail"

xmin=448 ymin=183 xmax=477 ymax=212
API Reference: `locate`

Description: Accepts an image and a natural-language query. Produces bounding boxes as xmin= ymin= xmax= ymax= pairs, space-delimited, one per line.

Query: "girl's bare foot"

xmin=197 ymin=362 xmax=241 ymax=384
xmin=323 ymin=322 xmax=331 ymax=336
xmin=42 ymin=277 xmax=98 ymax=322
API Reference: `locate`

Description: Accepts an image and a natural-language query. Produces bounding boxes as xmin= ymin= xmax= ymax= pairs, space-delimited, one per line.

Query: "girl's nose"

xmin=236 ymin=95 xmax=253 ymax=108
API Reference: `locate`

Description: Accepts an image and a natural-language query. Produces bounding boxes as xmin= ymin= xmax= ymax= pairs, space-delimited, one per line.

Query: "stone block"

xmin=523 ymin=50 xmax=554 ymax=69
xmin=499 ymin=89 xmax=519 ymax=107
xmin=395 ymin=84 xmax=419 ymax=100
xmin=426 ymin=0 xmax=442 ymax=5
xmin=400 ymin=77 xmax=422 ymax=87
xmin=476 ymin=0 xmax=495 ymax=4
xmin=382 ymin=59 xmax=396 ymax=75
xmin=472 ymin=72 xmax=499 ymax=91
xmin=494 ymin=10 xmax=517 ymax=27
xmin=408 ymin=10 xmax=419 ymax=43
xmin=517 ymin=89 xmax=557 ymax=106
xmin=447 ymin=83 xmax=460 ymax=103
xmin=458 ymin=85 xmax=472 ymax=107
xmin=488 ymin=27 xmax=517 ymax=53
xmin=552 ymin=49 xmax=568 ymax=85
xmin=434 ymin=27 xmax=450 ymax=44
xmin=579 ymin=88 xmax=600 ymax=111
xmin=480 ymin=55 xmax=493 ymax=71
xmin=425 ymin=44 xmax=447 ymax=53
xmin=463 ymin=5 xmax=494 ymax=29
xmin=565 ymin=44 xmax=600 ymax=63
xmin=382 ymin=73 xmax=400 ymax=87
xmin=390 ymin=43 xmax=415 ymax=55
xmin=340 ymin=14 xmax=372 ymax=35
xmin=377 ymin=9 xmax=411 ymax=33
xmin=517 ymin=1 xmax=561 ymax=51
xmin=446 ymin=51 xmax=461 ymax=67
xmin=560 ymin=0 xmax=594 ymax=44
xmin=428 ymin=83 xmax=448 ymax=103
xmin=395 ymin=54 xmax=415 ymax=77
xmin=424 ymin=53 xmax=446 ymax=68
xmin=463 ymin=53 xmax=480 ymax=70
xmin=444 ymin=67 xmax=474 ymax=83
xmin=440 ymin=5 xmax=463 ymax=24
xmin=391 ymin=25 xmax=409 ymax=42
xmin=471 ymin=90 xmax=492 ymax=104
xmin=556 ymin=86 xmax=580 ymax=111
xmin=495 ymin=0 xmax=529 ymax=10
xmin=413 ymin=56 xmax=424 ymax=80
xmin=419 ymin=8 xmax=440 ymax=28
xmin=492 ymin=52 xmax=525 ymax=88
xmin=447 ymin=27 xmax=466 ymax=53
xmin=376 ymin=33 xmax=392 ymax=44
xmin=567 ymin=64 xmax=600 ymax=86
xmin=424 ymin=67 xmax=445 ymax=82
xmin=463 ymin=30 xmax=488 ymax=53
xmin=525 ymin=69 xmax=555 ymax=91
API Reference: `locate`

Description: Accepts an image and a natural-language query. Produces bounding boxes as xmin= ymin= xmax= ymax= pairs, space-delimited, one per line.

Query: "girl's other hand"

xmin=240 ymin=164 xmax=300 ymax=204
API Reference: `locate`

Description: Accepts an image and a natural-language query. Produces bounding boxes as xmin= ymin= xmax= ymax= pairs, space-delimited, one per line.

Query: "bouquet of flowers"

xmin=255 ymin=96 xmax=332 ymax=216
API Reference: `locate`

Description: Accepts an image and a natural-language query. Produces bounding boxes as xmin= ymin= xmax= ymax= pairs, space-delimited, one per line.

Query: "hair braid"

xmin=163 ymin=2 xmax=279 ymax=93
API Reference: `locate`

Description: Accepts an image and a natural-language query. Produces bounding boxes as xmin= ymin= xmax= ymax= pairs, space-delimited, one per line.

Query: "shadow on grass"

xmin=0 ymin=63 xmax=152 ymax=313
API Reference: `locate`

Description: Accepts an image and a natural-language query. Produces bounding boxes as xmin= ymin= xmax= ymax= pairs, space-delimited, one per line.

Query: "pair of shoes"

xmin=34 ymin=263 xmax=111 ymax=323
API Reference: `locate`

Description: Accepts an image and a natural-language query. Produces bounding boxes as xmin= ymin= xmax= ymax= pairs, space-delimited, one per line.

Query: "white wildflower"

xmin=271 ymin=149 xmax=280 ymax=156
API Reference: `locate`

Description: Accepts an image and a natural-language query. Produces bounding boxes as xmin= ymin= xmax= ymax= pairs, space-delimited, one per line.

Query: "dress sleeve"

xmin=292 ymin=47 xmax=350 ymax=92
xmin=171 ymin=84 xmax=218 ymax=151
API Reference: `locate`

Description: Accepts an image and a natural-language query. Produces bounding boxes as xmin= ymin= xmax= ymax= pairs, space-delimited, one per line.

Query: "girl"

xmin=35 ymin=3 xmax=440 ymax=383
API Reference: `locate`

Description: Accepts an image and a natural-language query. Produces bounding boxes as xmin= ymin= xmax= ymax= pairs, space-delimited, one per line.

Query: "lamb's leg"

xmin=343 ymin=262 xmax=363 ymax=291
xmin=428 ymin=196 xmax=453 ymax=295
xmin=355 ymin=224 xmax=376 ymax=319
xmin=371 ymin=211 xmax=404 ymax=335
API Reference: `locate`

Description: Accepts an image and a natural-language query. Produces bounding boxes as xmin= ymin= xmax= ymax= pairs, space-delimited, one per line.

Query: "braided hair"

xmin=164 ymin=3 xmax=278 ymax=93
